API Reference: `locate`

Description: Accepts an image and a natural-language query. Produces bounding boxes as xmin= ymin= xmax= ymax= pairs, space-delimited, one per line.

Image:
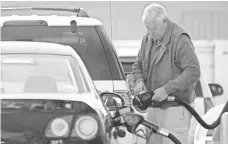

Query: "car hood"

xmin=194 ymin=103 xmax=225 ymax=143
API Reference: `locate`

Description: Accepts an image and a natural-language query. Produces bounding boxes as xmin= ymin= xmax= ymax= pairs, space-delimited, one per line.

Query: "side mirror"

xmin=100 ymin=92 xmax=125 ymax=111
xmin=209 ymin=83 xmax=224 ymax=97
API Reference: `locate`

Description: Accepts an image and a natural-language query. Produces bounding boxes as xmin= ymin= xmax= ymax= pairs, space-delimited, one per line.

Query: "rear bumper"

xmin=1 ymin=137 xmax=106 ymax=144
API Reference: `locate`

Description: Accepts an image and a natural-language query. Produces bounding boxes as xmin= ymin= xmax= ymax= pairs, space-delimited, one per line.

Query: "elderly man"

xmin=132 ymin=3 xmax=201 ymax=144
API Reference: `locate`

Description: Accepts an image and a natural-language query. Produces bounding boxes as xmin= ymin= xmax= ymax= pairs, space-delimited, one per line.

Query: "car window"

xmin=121 ymin=62 xmax=135 ymax=74
xmin=121 ymin=61 xmax=203 ymax=97
xmin=1 ymin=26 xmax=112 ymax=80
xmin=96 ymin=26 xmax=126 ymax=80
xmin=194 ymin=80 xmax=203 ymax=97
xmin=1 ymin=54 xmax=87 ymax=93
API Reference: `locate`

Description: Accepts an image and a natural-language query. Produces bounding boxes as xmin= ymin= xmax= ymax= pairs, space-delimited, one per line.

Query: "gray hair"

xmin=142 ymin=3 xmax=167 ymax=24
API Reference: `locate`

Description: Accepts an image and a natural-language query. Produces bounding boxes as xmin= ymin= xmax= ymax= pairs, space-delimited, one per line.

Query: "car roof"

xmin=0 ymin=16 xmax=102 ymax=27
xmin=0 ymin=41 xmax=77 ymax=56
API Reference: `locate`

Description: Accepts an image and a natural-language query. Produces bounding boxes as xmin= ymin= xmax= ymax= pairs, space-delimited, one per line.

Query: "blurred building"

xmin=1 ymin=1 xmax=228 ymax=40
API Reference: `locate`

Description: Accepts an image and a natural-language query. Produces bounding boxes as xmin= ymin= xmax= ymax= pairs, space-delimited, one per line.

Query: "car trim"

xmin=1 ymin=93 xmax=107 ymax=113
xmin=0 ymin=41 xmax=79 ymax=56
xmin=93 ymin=80 xmax=130 ymax=93
xmin=0 ymin=16 xmax=102 ymax=26
xmin=66 ymin=59 xmax=79 ymax=90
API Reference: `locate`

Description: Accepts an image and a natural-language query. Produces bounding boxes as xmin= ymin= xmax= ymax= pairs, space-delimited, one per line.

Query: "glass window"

xmin=1 ymin=54 xmax=86 ymax=93
xmin=194 ymin=81 xmax=203 ymax=97
xmin=1 ymin=26 xmax=112 ymax=80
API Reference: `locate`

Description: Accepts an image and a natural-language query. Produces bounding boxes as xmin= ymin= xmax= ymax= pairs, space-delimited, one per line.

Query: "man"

xmin=132 ymin=3 xmax=201 ymax=144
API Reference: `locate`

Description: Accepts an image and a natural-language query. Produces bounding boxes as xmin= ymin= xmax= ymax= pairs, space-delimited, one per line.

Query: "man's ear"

xmin=156 ymin=13 xmax=166 ymax=22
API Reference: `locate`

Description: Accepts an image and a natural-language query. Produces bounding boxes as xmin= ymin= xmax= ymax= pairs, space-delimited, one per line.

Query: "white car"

xmin=0 ymin=7 xmax=131 ymax=106
xmin=115 ymin=47 xmax=224 ymax=144
xmin=194 ymin=103 xmax=227 ymax=144
xmin=0 ymin=41 xmax=122 ymax=144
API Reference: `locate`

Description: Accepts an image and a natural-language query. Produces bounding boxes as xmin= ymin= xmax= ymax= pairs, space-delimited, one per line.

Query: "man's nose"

xmin=152 ymin=31 xmax=157 ymax=36
xmin=149 ymin=31 xmax=156 ymax=38
xmin=148 ymin=30 xmax=154 ymax=35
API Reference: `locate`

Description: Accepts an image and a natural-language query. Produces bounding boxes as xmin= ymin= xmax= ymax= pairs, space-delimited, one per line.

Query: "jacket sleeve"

xmin=163 ymin=34 xmax=201 ymax=94
xmin=132 ymin=37 xmax=145 ymax=84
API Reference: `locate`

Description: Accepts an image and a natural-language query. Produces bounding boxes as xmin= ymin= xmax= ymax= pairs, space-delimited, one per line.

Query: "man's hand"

xmin=134 ymin=81 xmax=147 ymax=94
xmin=152 ymin=87 xmax=168 ymax=102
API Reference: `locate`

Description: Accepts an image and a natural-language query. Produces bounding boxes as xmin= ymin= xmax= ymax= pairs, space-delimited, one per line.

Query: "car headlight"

xmin=51 ymin=118 xmax=69 ymax=137
xmin=75 ymin=116 xmax=98 ymax=140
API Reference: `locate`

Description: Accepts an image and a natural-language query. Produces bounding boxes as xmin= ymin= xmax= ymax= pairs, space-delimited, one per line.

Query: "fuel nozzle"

xmin=113 ymin=128 xmax=126 ymax=138
xmin=132 ymin=91 xmax=155 ymax=112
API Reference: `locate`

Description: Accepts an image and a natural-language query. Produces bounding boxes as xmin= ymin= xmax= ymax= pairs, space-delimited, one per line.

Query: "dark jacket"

xmin=132 ymin=18 xmax=201 ymax=106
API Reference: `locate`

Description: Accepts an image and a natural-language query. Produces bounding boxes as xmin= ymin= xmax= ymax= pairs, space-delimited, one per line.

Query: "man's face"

xmin=145 ymin=15 xmax=166 ymax=40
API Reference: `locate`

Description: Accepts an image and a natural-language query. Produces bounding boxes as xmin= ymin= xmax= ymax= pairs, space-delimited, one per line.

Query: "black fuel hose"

xmin=112 ymin=114 xmax=182 ymax=144
xmin=168 ymin=133 xmax=182 ymax=144
xmin=168 ymin=96 xmax=228 ymax=129
xmin=142 ymin=120 xmax=181 ymax=144
xmin=134 ymin=91 xmax=228 ymax=130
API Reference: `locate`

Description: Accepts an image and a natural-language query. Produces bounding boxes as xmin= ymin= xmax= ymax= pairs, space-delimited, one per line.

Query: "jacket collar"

xmin=159 ymin=18 xmax=173 ymax=46
xmin=153 ymin=19 xmax=174 ymax=65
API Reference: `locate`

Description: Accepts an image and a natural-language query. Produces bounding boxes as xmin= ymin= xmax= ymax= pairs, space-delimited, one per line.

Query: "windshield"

xmin=1 ymin=26 xmax=112 ymax=80
xmin=1 ymin=54 xmax=87 ymax=93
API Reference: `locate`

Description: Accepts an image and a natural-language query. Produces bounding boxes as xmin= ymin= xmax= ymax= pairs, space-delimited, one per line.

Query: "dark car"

xmin=1 ymin=41 xmax=125 ymax=144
